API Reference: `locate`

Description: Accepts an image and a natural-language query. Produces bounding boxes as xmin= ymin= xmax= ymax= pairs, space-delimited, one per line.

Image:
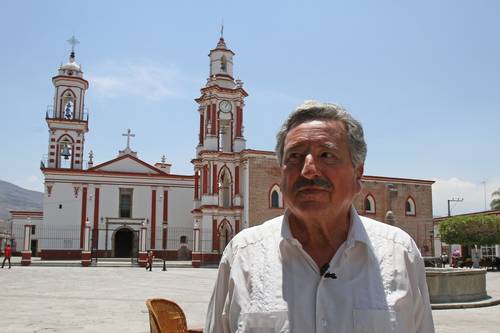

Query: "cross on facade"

xmin=122 ymin=128 xmax=135 ymax=149
xmin=67 ymin=34 xmax=80 ymax=53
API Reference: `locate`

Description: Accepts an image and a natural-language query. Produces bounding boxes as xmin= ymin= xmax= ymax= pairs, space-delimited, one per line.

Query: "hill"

xmin=0 ymin=180 xmax=43 ymax=220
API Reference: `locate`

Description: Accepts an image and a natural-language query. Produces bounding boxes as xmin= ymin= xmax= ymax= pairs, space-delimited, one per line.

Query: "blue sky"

xmin=1 ymin=0 xmax=499 ymax=217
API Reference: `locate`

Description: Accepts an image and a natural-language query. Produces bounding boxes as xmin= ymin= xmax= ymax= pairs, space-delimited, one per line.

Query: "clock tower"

xmin=44 ymin=36 xmax=89 ymax=170
xmin=191 ymin=35 xmax=248 ymax=266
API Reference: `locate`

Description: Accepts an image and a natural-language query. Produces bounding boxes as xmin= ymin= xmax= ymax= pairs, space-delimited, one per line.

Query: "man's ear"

xmin=354 ymin=163 xmax=364 ymax=190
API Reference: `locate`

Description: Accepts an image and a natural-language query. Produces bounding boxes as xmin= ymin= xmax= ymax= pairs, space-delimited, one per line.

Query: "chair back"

xmin=146 ymin=298 xmax=188 ymax=333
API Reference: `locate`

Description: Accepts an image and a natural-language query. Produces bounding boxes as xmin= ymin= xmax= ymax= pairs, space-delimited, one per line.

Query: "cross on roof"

xmin=122 ymin=128 xmax=135 ymax=149
xmin=67 ymin=34 xmax=80 ymax=53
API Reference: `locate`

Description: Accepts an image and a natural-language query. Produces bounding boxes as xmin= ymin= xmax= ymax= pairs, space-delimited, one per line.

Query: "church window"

xmin=218 ymin=168 xmax=232 ymax=208
xmin=364 ymin=194 xmax=376 ymax=214
xmin=405 ymin=197 xmax=416 ymax=216
xmin=64 ymin=101 xmax=74 ymax=119
xmin=119 ymin=188 xmax=133 ymax=218
xmin=218 ymin=119 xmax=232 ymax=152
xmin=61 ymin=91 xmax=75 ymax=119
xmin=220 ymin=56 xmax=227 ymax=72
xmin=218 ymin=220 xmax=232 ymax=252
xmin=57 ymin=135 xmax=74 ymax=169
xmin=269 ymin=184 xmax=283 ymax=208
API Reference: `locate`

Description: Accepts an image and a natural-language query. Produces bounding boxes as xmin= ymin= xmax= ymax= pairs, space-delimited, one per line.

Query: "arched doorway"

xmin=114 ymin=228 xmax=134 ymax=258
xmin=218 ymin=220 xmax=233 ymax=253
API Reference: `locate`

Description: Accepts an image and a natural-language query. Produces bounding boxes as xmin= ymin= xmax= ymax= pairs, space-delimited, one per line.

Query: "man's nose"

xmin=301 ymin=154 xmax=321 ymax=179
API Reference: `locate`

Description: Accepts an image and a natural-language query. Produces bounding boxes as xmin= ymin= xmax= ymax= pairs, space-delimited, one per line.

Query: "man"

xmin=205 ymin=101 xmax=434 ymax=332
xmin=2 ymin=243 xmax=12 ymax=269
xmin=145 ymin=250 xmax=154 ymax=271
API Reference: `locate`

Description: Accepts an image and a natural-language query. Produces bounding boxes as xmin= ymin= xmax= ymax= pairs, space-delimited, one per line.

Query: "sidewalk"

xmin=0 ymin=263 xmax=498 ymax=332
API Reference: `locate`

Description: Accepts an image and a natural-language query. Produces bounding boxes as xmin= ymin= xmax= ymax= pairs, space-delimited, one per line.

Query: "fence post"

xmin=138 ymin=222 xmax=147 ymax=267
xmin=21 ymin=224 xmax=32 ymax=266
xmin=81 ymin=220 xmax=91 ymax=267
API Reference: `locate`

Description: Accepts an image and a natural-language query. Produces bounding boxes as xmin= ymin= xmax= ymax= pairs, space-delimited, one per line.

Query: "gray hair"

xmin=275 ymin=100 xmax=367 ymax=167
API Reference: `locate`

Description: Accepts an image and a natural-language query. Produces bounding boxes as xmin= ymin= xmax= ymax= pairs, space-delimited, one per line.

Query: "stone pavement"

xmin=0 ymin=264 xmax=499 ymax=332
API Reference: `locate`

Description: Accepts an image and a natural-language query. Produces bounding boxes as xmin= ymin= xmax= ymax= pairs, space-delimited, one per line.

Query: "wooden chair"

xmin=146 ymin=298 xmax=203 ymax=333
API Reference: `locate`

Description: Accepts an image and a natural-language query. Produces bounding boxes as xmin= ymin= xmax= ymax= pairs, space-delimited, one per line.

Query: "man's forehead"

xmin=284 ymin=119 xmax=347 ymax=146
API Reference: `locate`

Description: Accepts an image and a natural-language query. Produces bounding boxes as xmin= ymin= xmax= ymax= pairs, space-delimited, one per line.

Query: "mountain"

xmin=0 ymin=180 xmax=43 ymax=220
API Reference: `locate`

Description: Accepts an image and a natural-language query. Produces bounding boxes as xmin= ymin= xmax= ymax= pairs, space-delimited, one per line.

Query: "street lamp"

xmin=162 ymin=224 xmax=167 ymax=271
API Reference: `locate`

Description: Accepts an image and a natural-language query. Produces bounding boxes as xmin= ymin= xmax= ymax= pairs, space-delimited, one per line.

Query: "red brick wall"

xmin=247 ymin=156 xmax=284 ymax=227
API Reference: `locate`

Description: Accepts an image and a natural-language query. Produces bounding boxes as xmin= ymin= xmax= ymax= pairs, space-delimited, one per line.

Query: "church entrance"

xmin=114 ymin=228 xmax=135 ymax=258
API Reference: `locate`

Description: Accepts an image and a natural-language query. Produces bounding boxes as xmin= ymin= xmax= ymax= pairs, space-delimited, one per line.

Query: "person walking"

xmin=145 ymin=251 xmax=154 ymax=271
xmin=1 ymin=243 xmax=12 ymax=269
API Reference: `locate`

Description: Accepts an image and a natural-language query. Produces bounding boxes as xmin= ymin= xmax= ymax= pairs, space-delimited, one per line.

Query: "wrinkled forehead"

xmin=284 ymin=119 xmax=348 ymax=147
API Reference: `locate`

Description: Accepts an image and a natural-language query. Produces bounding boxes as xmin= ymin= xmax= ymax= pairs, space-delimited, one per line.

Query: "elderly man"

xmin=205 ymin=101 xmax=434 ymax=332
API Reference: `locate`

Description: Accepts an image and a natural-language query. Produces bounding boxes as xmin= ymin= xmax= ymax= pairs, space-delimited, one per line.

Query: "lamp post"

xmin=162 ymin=224 xmax=167 ymax=271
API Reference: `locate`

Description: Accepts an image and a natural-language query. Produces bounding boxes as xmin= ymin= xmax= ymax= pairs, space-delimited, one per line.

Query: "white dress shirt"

xmin=205 ymin=208 xmax=434 ymax=333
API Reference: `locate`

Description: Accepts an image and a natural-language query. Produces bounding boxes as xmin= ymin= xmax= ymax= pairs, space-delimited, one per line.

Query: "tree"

xmin=439 ymin=214 xmax=500 ymax=246
xmin=491 ymin=188 xmax=500 ymax=210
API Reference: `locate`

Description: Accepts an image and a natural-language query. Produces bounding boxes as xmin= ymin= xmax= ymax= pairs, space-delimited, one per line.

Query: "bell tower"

xmin=195 ymin=35 xmax=248 ymax=155
xmin=45 ymin=35 xmax=89 ymax=169
xmin=191 ymin=33 xmax=248 ymax=267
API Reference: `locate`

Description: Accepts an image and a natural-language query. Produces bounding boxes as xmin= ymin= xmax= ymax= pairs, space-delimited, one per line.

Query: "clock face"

xmin=219 ymin=100 xmax=232 ymax=113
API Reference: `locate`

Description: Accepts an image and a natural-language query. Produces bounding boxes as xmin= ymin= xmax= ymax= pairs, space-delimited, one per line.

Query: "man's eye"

xmin=320 ymin=152 xmax=337 ymax=162
xmin=286 ymin=153 xmax=301 ymax=163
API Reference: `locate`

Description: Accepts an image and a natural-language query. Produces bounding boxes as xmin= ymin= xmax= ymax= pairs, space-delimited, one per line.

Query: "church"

xmin=10 ymin=35 xmax=435 ymax=266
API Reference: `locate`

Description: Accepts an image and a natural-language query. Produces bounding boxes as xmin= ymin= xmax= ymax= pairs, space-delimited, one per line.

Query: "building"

xmin=433 ymin=209 xmax=500 ymax=259
xmin=10 ymin=35 xmax=435 ymax=266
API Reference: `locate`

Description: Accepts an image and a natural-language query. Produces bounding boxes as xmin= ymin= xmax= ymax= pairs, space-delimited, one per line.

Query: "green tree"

xmin=439 ymin=214 xmax=500 ymax=245
xmin=491 ymin=188 xmax=500 ymax=210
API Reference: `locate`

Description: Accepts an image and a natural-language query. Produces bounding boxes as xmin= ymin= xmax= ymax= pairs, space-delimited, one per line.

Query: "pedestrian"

xmin=145 ymin=251 xmax=154 ymax=271
xmin=205 ymin=101 xmax=434 ymax=332
xmin=1 ymin=243 xmax=12 ymax=269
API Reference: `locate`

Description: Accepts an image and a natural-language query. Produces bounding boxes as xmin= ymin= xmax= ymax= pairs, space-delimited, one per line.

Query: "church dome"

xmin=61 ymin=61 xmax=81 ymax=71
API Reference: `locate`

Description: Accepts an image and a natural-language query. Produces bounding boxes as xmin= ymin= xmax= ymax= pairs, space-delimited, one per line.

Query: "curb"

xmin=432 ymin=297 xmax=500 ymax=310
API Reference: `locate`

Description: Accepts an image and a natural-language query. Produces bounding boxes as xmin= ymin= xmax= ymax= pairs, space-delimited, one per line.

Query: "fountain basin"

xmin=425 ymin=268 xmax=487 ymax=303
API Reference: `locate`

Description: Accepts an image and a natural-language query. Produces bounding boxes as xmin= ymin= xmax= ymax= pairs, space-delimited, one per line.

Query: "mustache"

xmin=292 ymin=177 xmax=332 ymax=192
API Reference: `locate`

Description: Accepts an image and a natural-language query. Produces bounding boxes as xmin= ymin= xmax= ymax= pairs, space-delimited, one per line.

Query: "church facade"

xmin=10 ymin=36 xmax=435 ymax=266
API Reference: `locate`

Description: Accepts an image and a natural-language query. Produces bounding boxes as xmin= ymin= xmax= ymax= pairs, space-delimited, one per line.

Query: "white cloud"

xmin=87 ymin=61 xmax=194 ymax=101
xmin=432 ymin=177 xmax=500 ymax=217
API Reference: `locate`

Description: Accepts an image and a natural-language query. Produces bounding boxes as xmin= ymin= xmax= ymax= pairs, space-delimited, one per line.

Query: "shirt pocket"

xmin=353 ymin=309 xmax=400 ymax=333
xmin=237 ymin=311 xmax=289 ymax=333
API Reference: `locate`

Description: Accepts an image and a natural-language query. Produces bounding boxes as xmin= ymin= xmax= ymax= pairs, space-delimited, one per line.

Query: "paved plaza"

xmin=0 ymin=264 xmax=499 ymax=332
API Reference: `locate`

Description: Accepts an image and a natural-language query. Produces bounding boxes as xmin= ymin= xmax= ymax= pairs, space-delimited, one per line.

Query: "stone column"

xmin=138 ymin=222 xmax=147 ymax=267
xmin=192 ymin=221 xmax=201 ymax=268
xmin=81 ymin=220 xmax=91 ymax=267
xmin=21 ymin=224 xmax=32 ymax=266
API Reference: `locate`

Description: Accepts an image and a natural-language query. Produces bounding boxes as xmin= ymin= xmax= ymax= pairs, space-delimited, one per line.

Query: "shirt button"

xmin=321 ymin=319 xmax=328 ymax=327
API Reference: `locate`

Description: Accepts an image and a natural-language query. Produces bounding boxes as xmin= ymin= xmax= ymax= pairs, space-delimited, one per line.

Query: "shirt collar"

xmin=280 ymin=207 xmax=373 ymax=252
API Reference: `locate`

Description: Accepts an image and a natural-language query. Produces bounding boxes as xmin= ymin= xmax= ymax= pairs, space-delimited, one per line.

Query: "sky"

xmin=0 ymin=0 xmax=499 ymax=217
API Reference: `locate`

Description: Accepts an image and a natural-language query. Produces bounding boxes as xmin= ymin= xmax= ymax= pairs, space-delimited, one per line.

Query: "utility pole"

xmin=447 ymin=197 xmax=464 ymax=217
xmin=481 ymin=180 xmax=487 ymax=211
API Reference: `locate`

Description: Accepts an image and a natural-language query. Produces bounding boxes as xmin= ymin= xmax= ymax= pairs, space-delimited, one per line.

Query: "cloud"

xmin=87 ymin=61 xmax=196 ymax=101
xmin=432 ymin=177 xmax=500 ymax=217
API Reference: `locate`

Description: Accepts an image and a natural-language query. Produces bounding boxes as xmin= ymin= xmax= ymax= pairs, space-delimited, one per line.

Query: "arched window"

xmin=269 ymin=184 xmax=283 ymax=208
xmin=57 ymin=135 xmax=74 ymax=169
xmin=218 ymin=220 xmax=232 ymax=252
xmin=405 ymin=197 xmax=416 ymax=216
xmin=364 ymin=194 xmax=376 ymax=214
xmin=61 ymin=90 xmax=76 ymax=119
xmin=218 ymin=167 xmax=232 ymax=208
xmin=220 ymin=56 xmax=227 ymax=72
